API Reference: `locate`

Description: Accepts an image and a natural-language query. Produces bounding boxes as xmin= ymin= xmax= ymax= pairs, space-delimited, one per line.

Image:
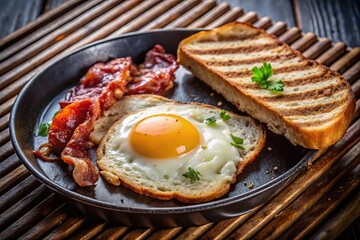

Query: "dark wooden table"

xmin=0 ymin=0 xmax=359 ymax=239
xmin=1 ymin=0 xmax=359 ymax=47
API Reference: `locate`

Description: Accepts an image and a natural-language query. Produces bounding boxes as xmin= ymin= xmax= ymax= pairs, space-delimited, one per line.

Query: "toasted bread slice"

xmin=96 ymin=95 xmax=266 ymax=203
xmin=178 ymin=22 xmax=355 ymax=149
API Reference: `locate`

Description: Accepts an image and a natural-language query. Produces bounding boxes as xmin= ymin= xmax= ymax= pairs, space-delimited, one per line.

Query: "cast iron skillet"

xmin=10 ymin=29 xmax=317 ymax=227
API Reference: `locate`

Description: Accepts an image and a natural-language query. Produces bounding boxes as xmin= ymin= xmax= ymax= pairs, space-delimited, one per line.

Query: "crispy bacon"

xmin=33 ymin=143 xmax=60 ymax=162
xmin=49 ymin=99 xmax=93 ymax=154
xmin=126 ymin=45 xmax=179 ymax=95
xmin=58 ymin=58 xmax=131 ymax=186
xmin=60 ymin=57 xmax=132 ymax=109
xmin=61 ymin=99 xmax=101 ymax=186
xmin=34 ymin=45 xmax=178 ymax=187
xmin=39 ymin=58 xmax=132 ymax=186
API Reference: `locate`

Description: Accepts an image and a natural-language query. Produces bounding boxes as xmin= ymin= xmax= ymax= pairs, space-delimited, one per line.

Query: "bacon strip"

xmin=127 ymin=45 xmax=179 ymax=94
xmin=49 ymin=99 xmax=93 ymax=153
xmin=60 ymin=57 xmax=132 ymax=109
xmin=43 ymin=58 xmax=132 ymax=186
xmin=61 ymin=99 xmax=101 ymax=186
xmin=59 ymin=58 xmax=132 ymax=186
xmin=33 ymin=143 xmax=60 ymax=162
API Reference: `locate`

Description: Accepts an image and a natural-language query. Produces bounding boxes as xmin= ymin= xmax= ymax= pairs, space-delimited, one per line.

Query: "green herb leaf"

xmin=230 ymin=134 xmax=245 ymax=150
xmin=38 ymin=123 xmax=50 ymax=136
xmin=251 ymin=62 xmax=283 ymax=92
xmin=262 ymin=62 xmax=273 ymax=79
xmin=201 ymin=145 xmax=207 ymax=150
xmin=268 ymin=80 xmax=284 ymax=91
xmin=259 ymin=81 xmax=269 ymax=89
xmin=251 ymin=62 xmax=272 ymax=82
xmin=220 ymin=110 xmax=231 ymax=120
xmin=183 ymin=167 xmax=201 ymax=183
xmin=251 ymin=66 xmax=264 ymax=82
xmin=52 ymin=110 xmax=60 ymax=120
xmin=205 ymin=117 xmax=216 ymax=125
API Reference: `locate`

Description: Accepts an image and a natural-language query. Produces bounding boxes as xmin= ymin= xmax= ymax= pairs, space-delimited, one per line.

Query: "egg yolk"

xmin=129 ymin=114 xmax=200 ymax=159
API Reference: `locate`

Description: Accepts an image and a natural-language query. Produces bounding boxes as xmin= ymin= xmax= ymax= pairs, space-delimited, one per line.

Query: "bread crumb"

xmin=265 ymin=170 xmax=270 ymax=174
xmin=267 ymin=147 xmax=272 ymax=151
xmin=217 ymin=101 xmax=223 ymax=107
xmin=243 ymin=181 xmax=247 ymax=186
xmin=248 ymin=183 xmax=254 ymax=189
xmin=323 ymin=88 xmax=332 ymax=96
xmin=307 ymin=161 xmax=313 ymax=169
xmin=210 ymin=92 xmax=214 ymax=97
xmin=273 ymin=166 xmax=278 ymax=171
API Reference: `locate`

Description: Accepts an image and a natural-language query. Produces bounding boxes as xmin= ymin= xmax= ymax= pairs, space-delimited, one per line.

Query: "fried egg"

xmin=97 ymin=97 xmax=265 ymax=203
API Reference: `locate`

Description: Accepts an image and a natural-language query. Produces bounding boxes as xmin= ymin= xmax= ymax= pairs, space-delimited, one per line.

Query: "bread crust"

xmin=96 ymin=96 xmax=266 ymax=203
xmin=178 ymin=22 xmax=355 ymax=149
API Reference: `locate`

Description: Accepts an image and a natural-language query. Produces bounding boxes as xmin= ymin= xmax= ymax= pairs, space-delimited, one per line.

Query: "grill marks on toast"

xmin=269 ymin=89 xmax=348 ymax=109
xmin=205 ymin=54 xmax=296 ymax=66
xmin=252 ymin=81 xmax=347 ymax=102
xmin=287 ymin=105 xmax=345 ymax=127
xmin=230 ymin=73 xmax=334 ymax=90
xmin=194 ymin=46 xmax=292 ymax=62
xmin=224 ymin=66 xmax=329 ymax=89
xmin=218 ymin=62 xmax=310 ymax=79
xmin=240 ymin=84 xmax=348 ymax=124
xmin=196 ymin=33 xmax=260 ymax=43
xmin=282 ymin=74 xmax=332 ymax=87
xmin=278 ymin=98 xmax=347 ymax=117
xmin=187 ymin=38 xmax=270 ymax=50
xmin=187 ymin=43 xmax=280 ymax=55
xmin=179 ymin=22 xmax=355 ymax=148
xmin=211 ymin=55 xmax=304 ymax=72
xmin=255 ymin=82 xmax=348 ymax=125
xmin=183 ymin=33 xmax=350 ymax=127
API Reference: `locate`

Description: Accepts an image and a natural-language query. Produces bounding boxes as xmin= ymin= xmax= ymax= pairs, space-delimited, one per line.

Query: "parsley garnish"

xmin=267 ymin=80 xmax=284 ymax=91
xmin=183 ymin=167 xmax=201 ymax=183
xmin=230 ymin=134 xmax=245 ymax=150
xmin=220 ymin=110 xmax=231 ymax=120
xmin=52 ymin=110 xmax=60 ymax=120
xmin=205 ymin=117 xmax=216 ymax=125
xmin=38 ymin=123 xmax=50 ymax=136
xmin=251 ymin=62 xmax=284 ymax=92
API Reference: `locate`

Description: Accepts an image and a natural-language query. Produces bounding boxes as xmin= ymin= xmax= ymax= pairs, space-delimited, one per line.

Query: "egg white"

xmin=106 ymin=104 xmax=242 ymax=184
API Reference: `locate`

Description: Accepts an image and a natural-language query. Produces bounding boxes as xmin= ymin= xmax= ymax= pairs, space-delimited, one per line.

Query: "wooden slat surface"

xmin=220 ymin=0 xmax=360 ymax=48
xmin=0 ymin=0 xmax=86 ymax=47
xmin=295 ymin=0 xmax=360 ymax=47
xmin=0 ymin=0 xmax=102 ymax=62
xmin=0 ymin=1 xmax=359 ymax=239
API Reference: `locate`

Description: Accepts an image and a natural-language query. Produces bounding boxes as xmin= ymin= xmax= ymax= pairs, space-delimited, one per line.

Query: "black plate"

xmin=10 ymin=29 xmax=317 ymax=227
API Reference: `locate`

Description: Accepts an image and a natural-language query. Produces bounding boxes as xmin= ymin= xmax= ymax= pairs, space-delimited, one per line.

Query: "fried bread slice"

xmin=96 ymin=95 xmax=266 ymax=203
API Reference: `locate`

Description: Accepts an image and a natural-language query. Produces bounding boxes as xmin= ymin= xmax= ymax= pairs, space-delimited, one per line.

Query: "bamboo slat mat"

xmin=0 ymin=0 xmax=359 ymax=239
